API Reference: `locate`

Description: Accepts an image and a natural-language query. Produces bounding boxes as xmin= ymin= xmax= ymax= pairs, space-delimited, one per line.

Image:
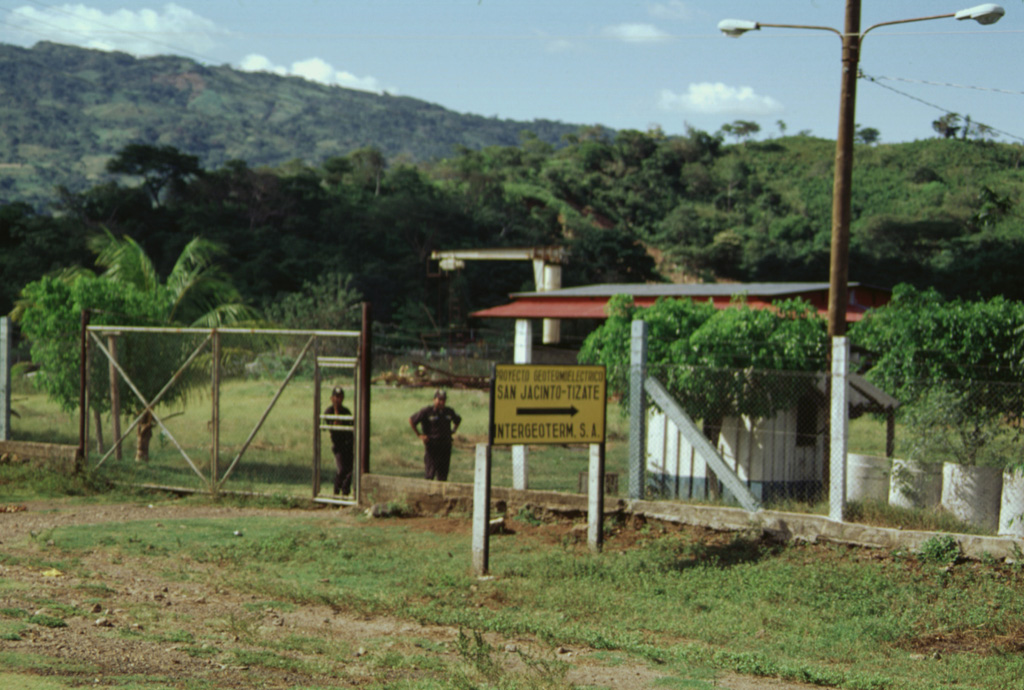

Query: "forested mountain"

xmin=0 ymin=41 xmax=580 ymax=209
xmin=3 ymin=42 xmax=1023 ymax=350
xmin=5 ymin=128 xmax=1024 ymax=350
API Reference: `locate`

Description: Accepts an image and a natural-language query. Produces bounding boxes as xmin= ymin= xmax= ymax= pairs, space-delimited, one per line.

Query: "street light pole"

xmin=828 ymin=0 xmax=860 ymax=338
xmin=718 ymin=2 xmax=1005 ymax=337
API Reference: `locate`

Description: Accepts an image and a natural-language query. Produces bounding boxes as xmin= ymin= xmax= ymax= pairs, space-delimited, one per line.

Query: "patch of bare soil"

xmin=0 ymin=500 xmax=821 ymax=689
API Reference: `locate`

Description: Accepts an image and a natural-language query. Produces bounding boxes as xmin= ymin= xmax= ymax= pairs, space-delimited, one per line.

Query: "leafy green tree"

xmin=264 ymin=272 xmax=363 ymax=330
xmin=899 ymin=384 xmax=1021 ymax=468
xmin=855 ymin=126 xmax=880 ymax=145
xmin=850 ymin=284 xmax=1024 ymax=466
xmin=579 ymin=295 xmax=828 ymax=438
xmin=347 ymin=146 xmax=387 ymax=196
xmin=15 ymin=272 xmax=171 ymax=415
xmin=0 ymin=203 xmax=90 ymax=315
xmin=106 ymin=144 xmax=202 ymax=206
xmin=719 ymin=120 xmax=761 ymax=143
xmin=90 ymin=230 xmax=257 ymax=327
xmin=561 ymin=224 xmax=657 ymax=285
xmin=851 ymin=284 xmax=1024 ymax=394
xmin=932 ymin=113 xmax=961 ymax=139
xmin=15 ymin=232 xmax=259 ymax=462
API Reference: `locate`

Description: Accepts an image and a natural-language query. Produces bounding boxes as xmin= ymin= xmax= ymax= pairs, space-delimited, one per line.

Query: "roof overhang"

xmin=472 ymin=283 xmax=889 ymax=322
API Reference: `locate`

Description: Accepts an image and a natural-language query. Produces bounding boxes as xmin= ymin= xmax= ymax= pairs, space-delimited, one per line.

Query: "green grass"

xmin=32 ymin=511 xmax=1024 ymax=689
xmin=6 ymin=379 xmax=630 ymax=500
xmin=845 ymin=500 xmax=989 ymax=535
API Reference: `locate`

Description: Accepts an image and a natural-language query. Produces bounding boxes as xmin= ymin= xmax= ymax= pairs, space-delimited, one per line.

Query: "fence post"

xmin=472 ymin=443 xmax=492 ymax=576
xmin=830 ymin=336 xmax=849 ymax=522
xmin=629 ymin=319 xmax=648 ymax=500
xmin=588 ymin=442 xmax=605 ymax=552
xmin=107 ymin=334 xmax=123 ymax=460
xmin=512 ymin=318 xmax=532 ymax=490
xmin=359 ymin=302 xmax=372 ymax=477
xmin=211 ymin=329 xmax=221 ymax=492
xmin=76 ymin=309 xmax=90 ymax=473
xmin=0 ymin=317 xmax=10 ymax=441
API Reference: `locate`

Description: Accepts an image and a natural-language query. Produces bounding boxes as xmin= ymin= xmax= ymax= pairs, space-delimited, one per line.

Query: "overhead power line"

xmin=859 ymin=70 xmax=1024 ymax=144
xmin=866 ymin=73 xmax=1024 ymax=98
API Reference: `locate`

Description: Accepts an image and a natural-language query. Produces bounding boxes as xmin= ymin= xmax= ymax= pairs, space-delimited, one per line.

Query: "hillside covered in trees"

xmin=3 ymin=110 xmax=1024 ymax=348
xmin=0 ymin=41 xmax=580 ymax=210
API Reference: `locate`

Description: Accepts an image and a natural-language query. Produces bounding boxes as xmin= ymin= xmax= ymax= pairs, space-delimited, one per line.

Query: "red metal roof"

xmin=471 ymin=283 xmax=890 ymax=322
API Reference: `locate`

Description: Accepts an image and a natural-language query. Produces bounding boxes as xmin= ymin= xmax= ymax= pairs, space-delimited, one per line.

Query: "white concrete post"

xmin=512 ymin=319 xmax=532 ymax=490
xmin=0 ymin=317 xmax=10 ymax=441
xmin=541 ymin=263 xmax=562 ymax=344
xmin=588 ymin=443 xmax=605 ymax=553
xmin=830 ymin=336 xmax=849 ymax=522
xmin=628 ymin=320 xmax=648 ymax=499
xmin=472 ymin=443 xmax=492 ymax=576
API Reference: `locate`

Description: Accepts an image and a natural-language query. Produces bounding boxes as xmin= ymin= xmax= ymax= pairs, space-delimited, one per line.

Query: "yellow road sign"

xmin=490 ymin=364 xmax=606 ymax=446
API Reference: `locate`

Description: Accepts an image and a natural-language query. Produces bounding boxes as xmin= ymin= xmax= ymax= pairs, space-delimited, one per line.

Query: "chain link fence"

xmin=644 ymin=363 xmax=829 ymax=506
xmin=8 ymin=321 xmax=1024 ymax=534
xmin=881 ymin=376 xmax=1024 ymax=534
xmin=639 ymin=354 xmax=1024 ymax=535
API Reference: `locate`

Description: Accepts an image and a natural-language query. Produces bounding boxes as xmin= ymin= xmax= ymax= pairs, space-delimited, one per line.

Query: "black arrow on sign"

xmin=516 ymin=406 xmax=579 ymax=417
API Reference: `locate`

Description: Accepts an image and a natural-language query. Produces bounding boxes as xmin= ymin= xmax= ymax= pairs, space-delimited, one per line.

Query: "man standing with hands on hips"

xmin=409 ymin=389 xmax=461 ymax=481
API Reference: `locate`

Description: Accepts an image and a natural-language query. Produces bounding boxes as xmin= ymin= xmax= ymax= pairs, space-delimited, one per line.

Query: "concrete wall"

xmin=359 ymin=473 xmax=623 ymax=519
xmin=358 ymin=473 xmax=1023 ymax=563
xmin=0 ymin=440 xmax=78 ymax=472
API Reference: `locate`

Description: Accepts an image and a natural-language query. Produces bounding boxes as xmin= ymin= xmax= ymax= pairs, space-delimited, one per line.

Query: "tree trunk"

xmin=135 ymin=409 xmax=153 ymax=462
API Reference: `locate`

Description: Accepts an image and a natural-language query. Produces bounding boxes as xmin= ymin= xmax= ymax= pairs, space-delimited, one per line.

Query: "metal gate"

xmin=80 ymin=311 xmax=371 ymax=502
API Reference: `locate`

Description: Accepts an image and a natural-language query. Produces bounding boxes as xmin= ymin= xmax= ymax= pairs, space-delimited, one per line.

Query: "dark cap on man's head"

xmin=332 ymin=387 xmax=344 ymax=397
xmin=434 ymin=389 xmax=446 ymax=400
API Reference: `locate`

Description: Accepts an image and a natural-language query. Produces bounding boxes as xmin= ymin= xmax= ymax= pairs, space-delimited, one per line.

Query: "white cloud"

xmin=648 ymin=1 xmax=693 ymax=21
xmin=239 ymin=53 xmax=390 ymax=94
xmin=238 ymin=54 xmax=286 ymax=76
xmin=292 ymin=58 xmax=336 ymax=84
xmin=1 ymin=3 xmax=223 ymax=56
xmin=659 ymin=83 xmax=783 ymax=116
xmin=603 ymin=23 xmax=671 ymax=43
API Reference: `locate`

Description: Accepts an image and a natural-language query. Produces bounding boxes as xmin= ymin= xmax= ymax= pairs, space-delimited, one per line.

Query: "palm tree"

xmin=90 ymin=230 xmax=260 ymax=460
xmin=90 ymin=231 xmax=257 ymax=327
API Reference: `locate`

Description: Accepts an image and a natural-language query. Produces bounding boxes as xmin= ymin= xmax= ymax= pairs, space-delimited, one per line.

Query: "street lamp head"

xmin=955 ymin=3 xmax=1005 ymax=24
xmin=718 ymin=19 xmax=759 ymax=37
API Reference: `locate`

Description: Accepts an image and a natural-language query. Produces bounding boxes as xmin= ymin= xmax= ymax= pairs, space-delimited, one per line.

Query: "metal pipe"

xmin=359 ymin=302 xmax=372 ymax=478
xmin=107 ymin=334 xmax=122 ymax=460
xmin=211 ymin=329 xmax=220 ymax=491
xmin=77 ymin=309 xmax=90 ymax=472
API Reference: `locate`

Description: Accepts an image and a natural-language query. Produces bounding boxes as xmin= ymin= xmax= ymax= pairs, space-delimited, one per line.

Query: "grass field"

xmin=4 ymin=376 xmax=1019 ymax=687
xmin=1 ymin=497 xmax=1023 ymax=689
xmin=8 ymin=380 xmax=631 ymax=498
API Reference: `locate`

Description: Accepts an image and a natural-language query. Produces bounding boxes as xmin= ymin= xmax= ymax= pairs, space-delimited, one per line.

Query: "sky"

xmin=1 ymin=0 xmax=1022 ymax=145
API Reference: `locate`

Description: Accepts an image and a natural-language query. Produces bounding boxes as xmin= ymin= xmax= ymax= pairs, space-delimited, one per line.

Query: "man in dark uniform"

xmin=409 ymin=389 xmax=461 ymax=481
xmin=326 ymin=387 xmax=354 ymax=495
